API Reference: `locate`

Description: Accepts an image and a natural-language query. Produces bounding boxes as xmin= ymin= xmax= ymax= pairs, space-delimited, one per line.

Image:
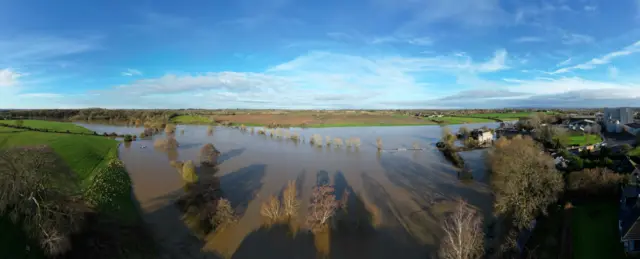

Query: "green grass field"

xmin=465 ymin=112 xmax=532 ymax=119
xmin=435 ymin=116 xmax=496 ymax=124
xmin=0 ymin=122 xmax=142 ymax=258
xmin=628 ymin=147 xmax=640 ymax=157
xmin=567 ymin=133 xmax=603 ymax=146
xmin=170 ymin=115 xmax=213 ymax=124
xmin=571 ymin=202 xmax=625 ymax=259
xmin=1 ymin=119 xmax=93 ymax=134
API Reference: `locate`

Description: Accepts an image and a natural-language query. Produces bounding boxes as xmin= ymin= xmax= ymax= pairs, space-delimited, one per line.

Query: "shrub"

xmin=123 ymin=134 xmax=133 ymax=142
xmin=376 ymin=137 xmax=383 ymax=151
xmin=351 ymin=137 xmax=361 ymax=148
xmin=154 ymin=137 xmax=179 ymax=150
xmin=139 ymin=132 xmax=146 ymax=138
xmin=260 ymin=195 xmax=281 ymax=222
xmin=568 ymin=168 xmax=628 ymax=198
xmin=250 ymin=127 xmax=255 ymax=134
xmin=240 ymin=124 xmax=247 ymax=131
xmin=206 ymin=125 xmax=214 ymax=136
xmin=310 ymin=134 xmax=323 ymax=147
xmin=199 ymin=143 xmax=220 ymax=166
xmin=282 ymin=180 xmax=300 ymax=218
xmin=257 ymin=129 xmax=266 ymax=135
xmin=181 ymin=160 xmax=198 ymax=183
xmin=165 ymin=124 xmax=177 ymax=134
xmin=85 ymin=160 xmax=132 ymax=214
xmin=326 ymin=136 xmax=332 ymax=146
xmin=621 ymin=144 xmax=633 ymax=154
xmin=458 ymin=126 xmax=470 ymax=138
xmin=290 ymin=133 xmax=300 ymax=142
xmin=133 ymin=135 xmax=137 ymax=140
xmin=170 ymin=160 xmax=184 ymax=171
xmin=333 ymin=137 xmax=344 ymax=147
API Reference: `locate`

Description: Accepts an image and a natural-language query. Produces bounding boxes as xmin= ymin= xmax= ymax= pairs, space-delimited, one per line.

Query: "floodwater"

xmin=78 ymin=123 xmax=498 ymax=259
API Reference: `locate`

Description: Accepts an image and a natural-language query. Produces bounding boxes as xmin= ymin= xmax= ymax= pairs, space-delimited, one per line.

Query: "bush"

xmin=164 ymin=124 xmax=176 ymax=134
xmin=181 ymin=160 xmax=198 ymax=183
xmin=568 ymin=168 xmax=628 ymax=198
xmin=154 ymin=137 xmax=179 ymax=150
xmin=199 ymin=143 xmax=220 ymax=166
xmin=621 ymin=144 xmax=633 ymax=154
xmin=123 ymin=134 xmax=133 ymax=142
xmin=310 ymin=134 xmax=323 ymax=147
xmin=85 ymin=160 xmax=132 ymax=214
xmin=333 ymin=137 xmax=344 ymax=148
xmin=376 ymin=137 xmax=383 ymax=151
xmin=326 ymin=136 xmax=332 ymax=146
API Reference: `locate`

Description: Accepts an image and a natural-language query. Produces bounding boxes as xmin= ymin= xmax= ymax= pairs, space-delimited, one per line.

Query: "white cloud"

xmin=562 ymin=33 xmax=594 ymax=45
xmin=121 ymin=68 xmax=142 ymax=76
xmin=554 ymin=40 xmax=640 ymax=74
xmin=0 ymin=68 xmax=23 ymax=87
xmin=476 ymin=49 xmax=508 ymax=72
xmin=584 ymin=5 xmax=597 ymax=11
xmin=513 ymin=36 xmax=545 ymax=43
xmin=608 ymin=66 xmax=619 ymax=79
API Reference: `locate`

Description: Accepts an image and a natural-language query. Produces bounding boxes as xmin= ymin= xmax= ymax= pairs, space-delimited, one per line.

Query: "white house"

xmin=470 ymin=129 xmax=493 ymax=144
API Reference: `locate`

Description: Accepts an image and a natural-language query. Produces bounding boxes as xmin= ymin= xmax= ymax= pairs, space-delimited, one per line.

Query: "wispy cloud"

xmin=584 ymin=5 xmax=597 ymax=11
xmin=121 ymin=69 xmax=142 ymax=77
xmin=562 ymin=33 xmax=594 ymax=45
xmin=553 ymin=40 xmax=640 ymax=74
xmin=370 ymin=36 xmax=433 ymax=46
xmin=476 ymin=49 xmax=509 ymax=72
xmin=513 ymin=36 xmax=545 ymax=43
xmin=327 ymin=32 xmax=433 ymax=46
xmin=608 ymin=66 xmax=619 ymax=79
xmin=0 ymin=35 xmax=100 ymax=64
xmin=556 ymin=57 xmax=572 ymax=67
xmin=0 ymin=68 xmax=23 ymax=87
xmin=18 ymin=93 xmax=63 ymax=98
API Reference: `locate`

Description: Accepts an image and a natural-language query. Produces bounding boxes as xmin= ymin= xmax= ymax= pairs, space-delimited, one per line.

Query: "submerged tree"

xmin=440 ymin=199 xmax=484 ymax=259
xmin=211 ymin=198 xmax=237 ymax=231
xmin=282 ymin=180 xmax=300 ymax=218
xmin=306 ymin=185 xmax=340 ymax=232
xmin=182 ymin=160 xmax=198 ymax=184
xmin=199 ymin=143 xmax=220 ymax=166
xmin=260 ymin=195 xmax=281 ymax=222
xmin=376 ymin=137 xmax=383 ymax=151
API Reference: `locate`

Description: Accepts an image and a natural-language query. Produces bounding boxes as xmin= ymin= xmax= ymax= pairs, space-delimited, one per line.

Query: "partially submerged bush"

xmin=290 ymin=133 xmax=300 ymax=142
xmin=206 ymin=125 xmax=214 ymax=136
xmin=333 ymin=137 xmax=344 ymax=148
xmin=310 ymin=134 xmax=323 ymax=147
xmin=0 ymin=146 xmax=88 ymax=256
xmin=181 ymin=160 xmax=198 ymax=183
xmin=350 ymin=137 xmax=361 ymax=148
xmin=165 ymin=124 xmax=177 ymax=134
xmin=376 ymin=137 xmax=383 ymax=151
xmin=123 ymin=134 xmax=133 ymax=142
xmin=154 ymin=137 xmax=179 ymax=150
xmin=257 ymin=129 xmax=266 ymax=135
xmin=199 ymin=143 xmax=220 ymax=166
xmin=326 ymin=136 xmax=332 ymax=146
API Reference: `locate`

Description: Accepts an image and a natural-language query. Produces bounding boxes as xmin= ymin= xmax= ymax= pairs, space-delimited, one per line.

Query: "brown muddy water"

xmin=77 ymin=123 xmax=498 ymax=259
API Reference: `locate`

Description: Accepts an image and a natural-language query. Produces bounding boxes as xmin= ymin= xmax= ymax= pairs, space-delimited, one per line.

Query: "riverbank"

xmin=0 ymin=122 xmax=155 ymax=258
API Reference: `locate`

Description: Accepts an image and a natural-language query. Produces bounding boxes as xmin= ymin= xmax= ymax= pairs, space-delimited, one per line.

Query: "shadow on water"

xmin=230 ymin=171 xmax=431 ymax=259
xmin=220 ymin=164 xmax=266 ymax=216
xmin=316 ymin=170 xmax=330 ymax=186
xmin=217 ymin=148 xmax=246 ymax=163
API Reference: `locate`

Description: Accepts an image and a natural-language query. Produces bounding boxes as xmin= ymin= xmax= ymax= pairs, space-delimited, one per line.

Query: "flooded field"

xmin=78 ymin=122 xmax=498 ymax=259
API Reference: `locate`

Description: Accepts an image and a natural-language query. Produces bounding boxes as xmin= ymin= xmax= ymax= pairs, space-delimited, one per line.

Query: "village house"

xmin=620 ymin=169 xmax=640 ymax=253
xmin=470 ymin=129 xmax=493 ymax=144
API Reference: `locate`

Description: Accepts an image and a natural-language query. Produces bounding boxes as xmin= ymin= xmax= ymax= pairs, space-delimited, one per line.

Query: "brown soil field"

xmin=213 ymin=113 xmax=436 ymax=127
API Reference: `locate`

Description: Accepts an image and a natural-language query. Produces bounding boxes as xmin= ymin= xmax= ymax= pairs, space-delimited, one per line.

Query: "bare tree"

xmin=282 ymin=180 xmax=300 ymax=218
xmin=306 ymin=185 xmax=339 ymax=231
xmin=440 ymin=199 xmax=484 ymax=259
xmin=260 ymin=195 xmax=281 ymax=222
xmin=0 ymin=146 xmax=87 ymax=256
xmin=488 ymin=136 xmax=563 ymax=248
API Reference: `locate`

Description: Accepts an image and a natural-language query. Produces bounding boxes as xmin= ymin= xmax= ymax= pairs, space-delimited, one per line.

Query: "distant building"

xmin=605 ymin=107 xmax=635 ymax=133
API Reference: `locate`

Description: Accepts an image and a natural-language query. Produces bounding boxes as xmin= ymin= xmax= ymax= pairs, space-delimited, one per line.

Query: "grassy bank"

xmin=2 ymin=120 xmax=93 ymax=134
xmin=571 ymin=202 xmax=624 ymax=259
xmin=170 ymin=115 xmax=213 ymax=124
xmin=0 ymin=121 xmax=150 ymax=258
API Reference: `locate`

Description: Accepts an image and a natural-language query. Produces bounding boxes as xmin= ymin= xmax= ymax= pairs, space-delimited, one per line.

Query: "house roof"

xmin=626 ymin=123 xmax=640 ymax=129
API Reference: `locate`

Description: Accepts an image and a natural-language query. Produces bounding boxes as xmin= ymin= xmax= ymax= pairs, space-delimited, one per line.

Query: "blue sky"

xmin=1 ymin=0 xmax=640 ymax=109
